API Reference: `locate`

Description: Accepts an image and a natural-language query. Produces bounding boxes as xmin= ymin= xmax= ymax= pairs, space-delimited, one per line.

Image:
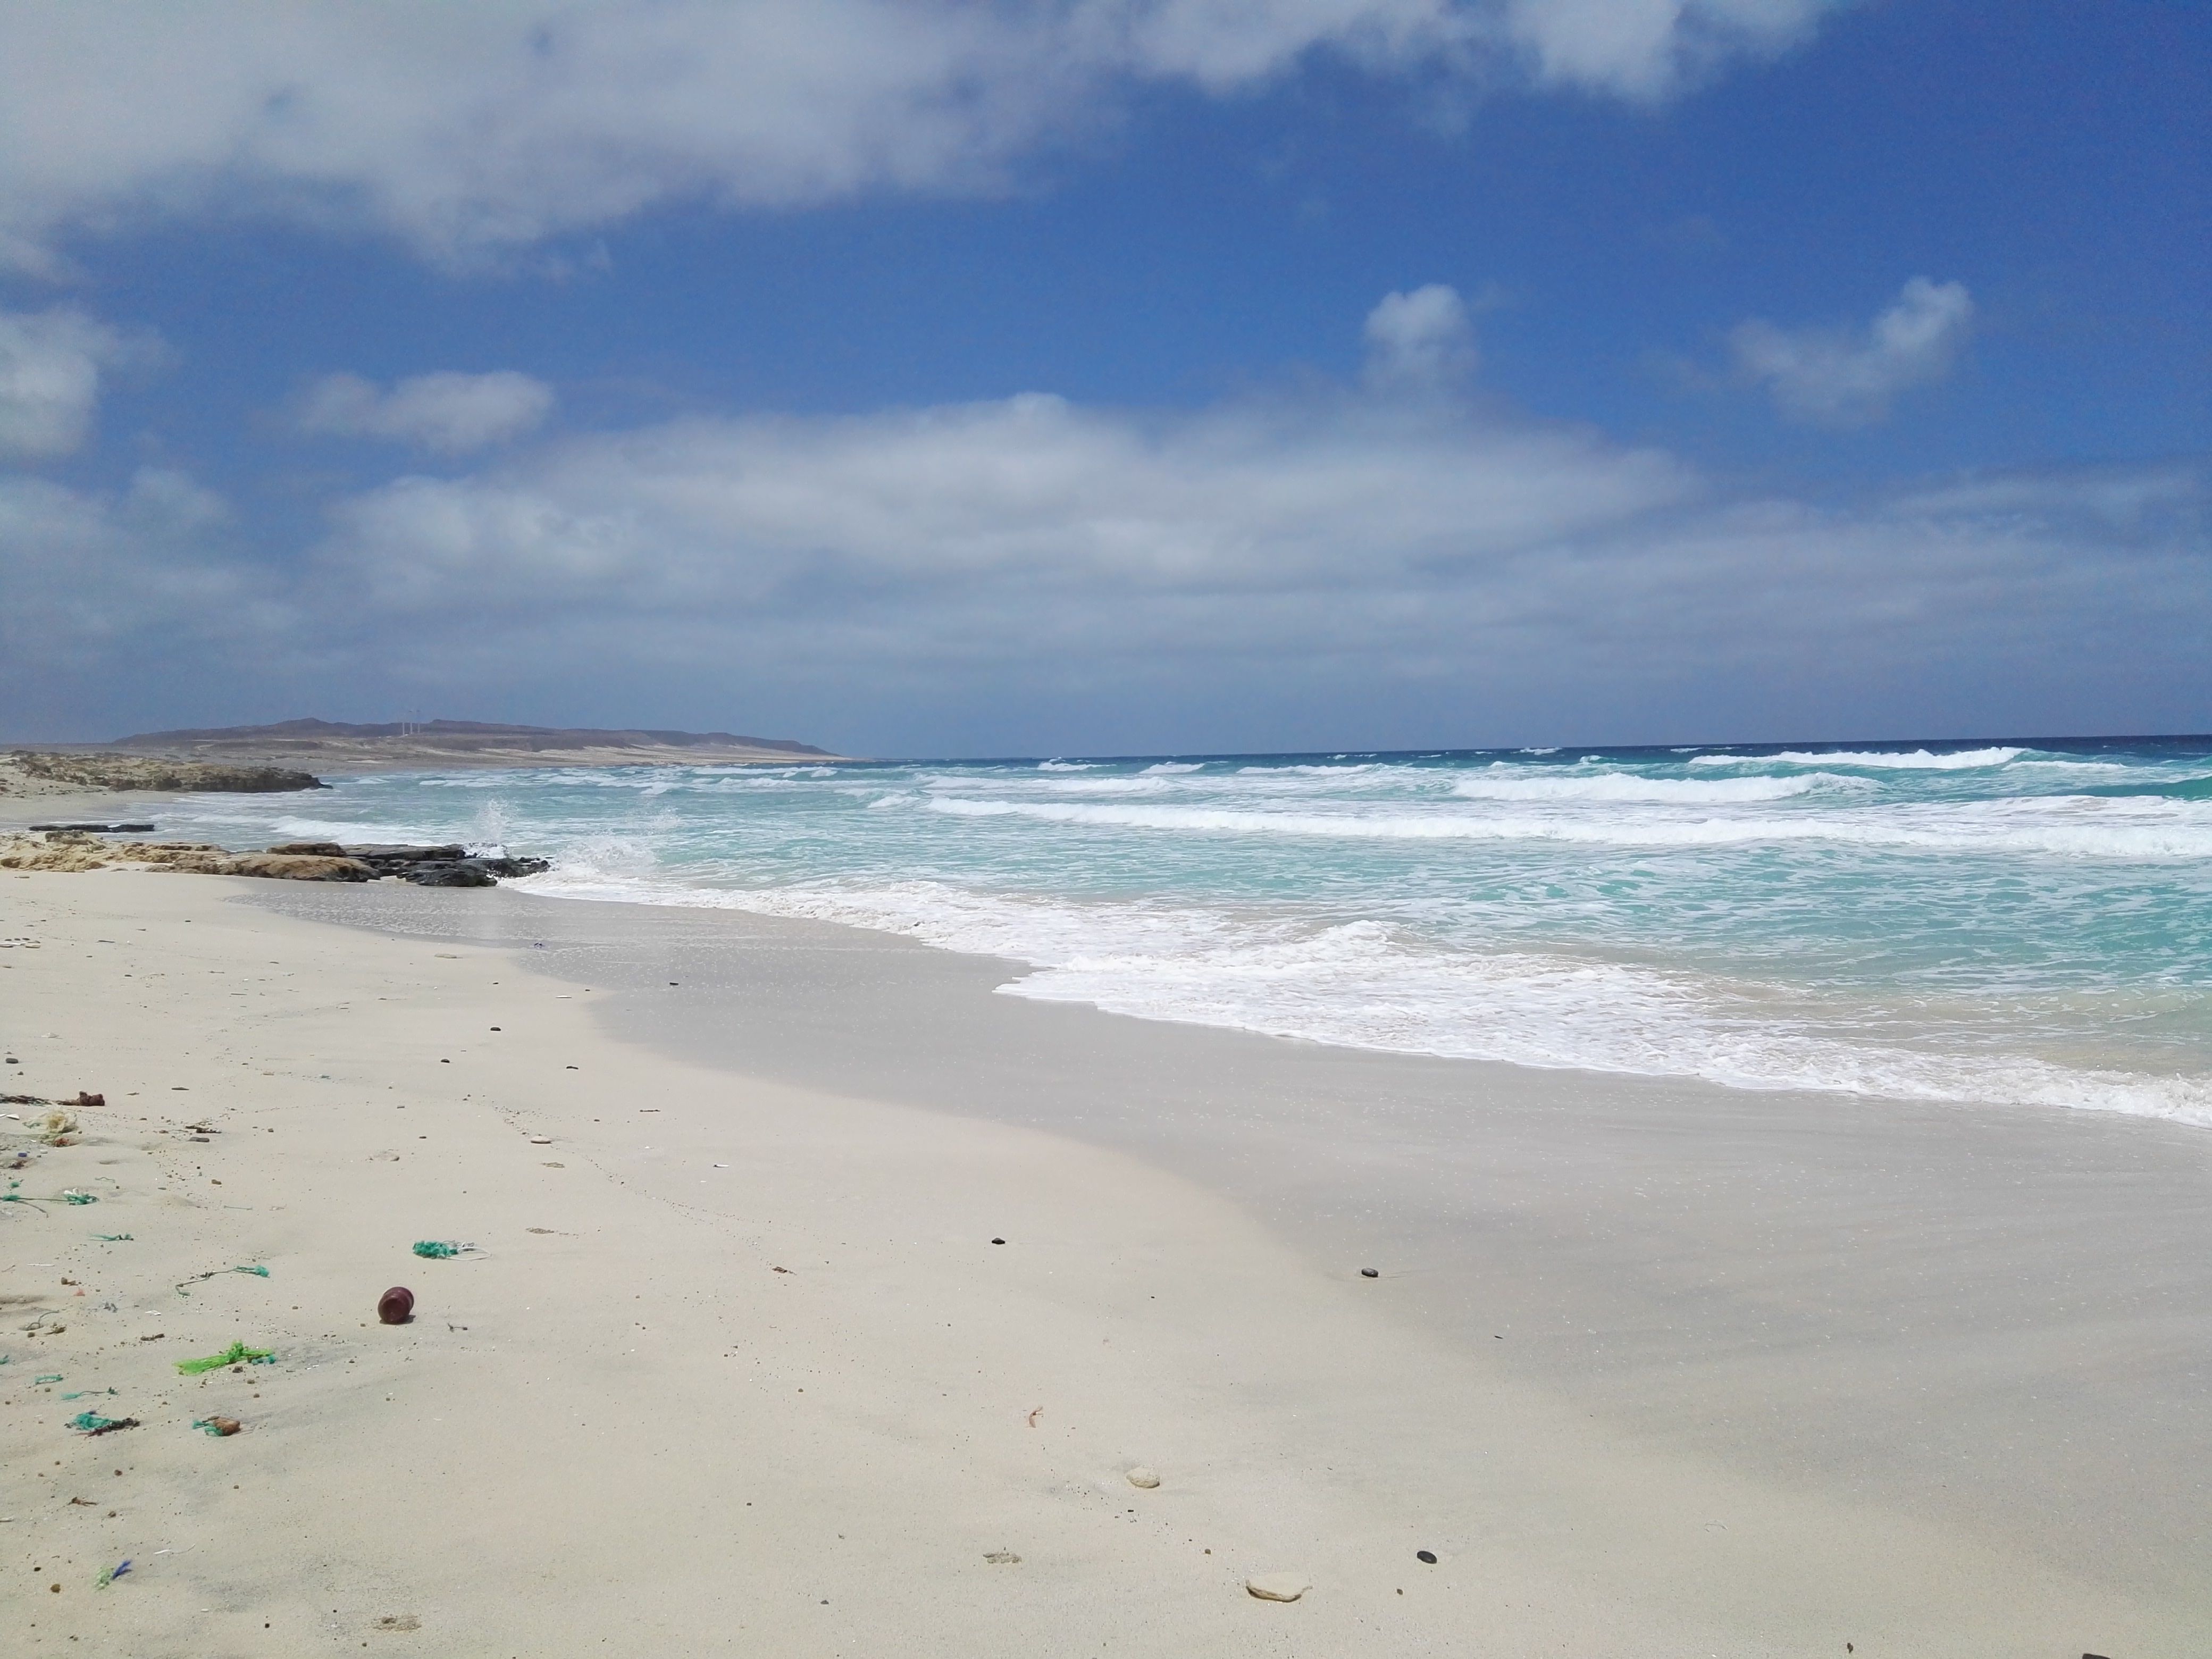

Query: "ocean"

xmin=154 ymin=736 xmax=2212 ymax=1124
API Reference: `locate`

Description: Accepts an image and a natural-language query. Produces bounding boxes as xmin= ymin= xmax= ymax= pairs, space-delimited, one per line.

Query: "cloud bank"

xmin=1732 ymin=276 xmax=1975 ymax=426
xmin=0 ymin=1 xmax=1856 ymax=269
xmin=4 ymin=287 xmax=2199 ymax=749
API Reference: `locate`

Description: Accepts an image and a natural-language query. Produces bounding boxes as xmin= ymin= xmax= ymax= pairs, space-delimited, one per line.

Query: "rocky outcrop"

xmin=9 ymin=752 xmax=327 ymax=793
xmin=1 ymin=832 xmax=549 ymax=885
xmin=267 ymin=842 xmax=551 ymax=884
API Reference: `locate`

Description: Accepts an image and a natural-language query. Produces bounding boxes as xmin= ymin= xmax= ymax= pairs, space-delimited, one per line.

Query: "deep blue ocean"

xmin=157 ymin=736 xmax=2212 ymax=1124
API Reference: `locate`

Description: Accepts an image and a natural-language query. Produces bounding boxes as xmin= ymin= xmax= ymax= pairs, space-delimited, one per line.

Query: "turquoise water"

xmin=161 ymin=736 xmax=2212 ymax=1122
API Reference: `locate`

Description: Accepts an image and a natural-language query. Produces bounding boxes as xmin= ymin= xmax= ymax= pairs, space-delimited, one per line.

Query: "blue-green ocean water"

xmin=157 ymin=737 xmax=2212 ymax=1122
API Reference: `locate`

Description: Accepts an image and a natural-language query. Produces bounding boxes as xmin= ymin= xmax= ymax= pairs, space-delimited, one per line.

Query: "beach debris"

xmin=1126 ymin=1467 xmax=1161 ymax=1489
xmin=1027 ymin=1406 xmax=1043 ymax=1428
xmin=991 ymin=1237 xmax=1006 ymax=1245
xmin=378 ymin=1286 xmax=415 ymax=1325
xmin=95 ymin=1559 xmax=132 ymax=1588
xmin=1416 ymin=1550 xmax=1437 ymax=1564
xmin=529 ymin=1136 xmax=552 ymax=1145
xmin=61 ymin=1191 xmax=97 ymax=1204
xmin=61 ymin=1388 xmax=117 ymax=1400
xmin=93 ymin=1233 xmax=132 ymax=1242
xmin=193 ymin=1415 xmax=242 ymax=1437
xmin=35 ymin=1107 xmax=78 ymax=1144
xmin=175 ymin=1264 xmax=271 ymax=1295
xmin=983 ymin=1551 xmax=1021 ymax=1565
xmin=35 ymin=1372 xmax=63 ymax=1384
xmin=1360 ymin=1268 xmax=1379 ymax=1278
xmin=69 ymin=1411 xmax=139 ymax=1435
xmin=373 ymin=1614 xmax=422 ymax=1631
xmin=1245 ymin=1573 xmax=1310 ymax=1603
xmin=175 ymin=1340 xmax=275 ymax=1375
xmin=411 ymin=1239 xmax=473 ymax=1259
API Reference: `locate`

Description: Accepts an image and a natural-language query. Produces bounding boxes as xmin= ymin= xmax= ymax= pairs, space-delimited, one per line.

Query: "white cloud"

xmin=1506 ymin=0 xmax=1845 ymax=100
xmin=315 ymin=383 xmax=1695 ymax=617
xmin=1731 ymin=276 xmax=1975 ymax=426
xmin=0 ymin=2 xmax=1854 ymax=268
xmin=1363 ymin=284 xmax=1476 ymax=388
xmin=300 ymin=370 xmax=556 ymax=453
xmin=0 ymin=307 xmax=141 ymax=457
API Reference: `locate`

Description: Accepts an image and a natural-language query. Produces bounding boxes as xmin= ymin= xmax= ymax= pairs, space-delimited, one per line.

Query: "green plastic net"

xmin=174 ymin=1340 xmax=275 ymax=1375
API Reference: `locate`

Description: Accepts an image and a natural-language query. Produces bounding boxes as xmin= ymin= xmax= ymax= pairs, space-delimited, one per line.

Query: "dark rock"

xmin=339 ymin=843 xmax=468 ymax=864
xmin=400 ymin=861 xmax=498 ymax=887
xmin=266 ymin=841 xmax=346 ymax=856
xmin=1416 ymin=1550 xmax=1437 ymax=1564
xmin=29 ymin=823 xmax=155 ymax=833
xmin=473 ymin=855 xmax=550 ymax=877
xmin=1360 ymin=1268 xmax=1379 ymax=1278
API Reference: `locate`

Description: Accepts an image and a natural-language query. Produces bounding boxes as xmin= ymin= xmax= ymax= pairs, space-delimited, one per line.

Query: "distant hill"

xmin=95 ymin=718 xmax=844 ymax=771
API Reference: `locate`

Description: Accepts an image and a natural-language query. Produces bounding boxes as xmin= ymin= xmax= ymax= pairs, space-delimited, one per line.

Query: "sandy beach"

xmin=4 ymin=866 xmax=2207 ymax=1655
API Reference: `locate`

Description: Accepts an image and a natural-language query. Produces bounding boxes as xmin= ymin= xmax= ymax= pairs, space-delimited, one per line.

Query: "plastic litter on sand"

xmin=411 ymin=1240 xmax=474 ymax=1259
xmin=174 ymin=1341 xmax=275 ymax=1375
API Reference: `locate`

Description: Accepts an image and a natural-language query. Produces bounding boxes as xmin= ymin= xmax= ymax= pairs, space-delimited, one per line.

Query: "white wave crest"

xmin=510 ymin=872 xmax=2212 ymax=1125
xmin=1690 ymin=747 xmax=2025 ymax=770
xmin=919 ymin=794 xmax=2212 ymax=857
xmin=1141 ymin=761 xmax=1206 ymax=774
xmin=1451 ymin=772 xmax=1830 ymax=803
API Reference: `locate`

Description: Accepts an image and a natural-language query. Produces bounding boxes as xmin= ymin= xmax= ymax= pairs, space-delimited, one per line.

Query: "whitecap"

xmin=1690 ymin=747 xmax=2025 ymax=770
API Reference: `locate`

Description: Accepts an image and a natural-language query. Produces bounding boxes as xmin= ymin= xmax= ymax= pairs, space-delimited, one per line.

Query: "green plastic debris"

xmin=191 ymin=1417 xmax=234 ymax=1437
xmin=234 ymin=1264 xmax=269 ymax=1277
xmin=96 ymin=1559 xmax=132 ymax=1588
xmin=61 ymin=1191 xmax=97 ymax=1205
xmin=68 ymin=1410 xmax=124 ymax=1432
xmin=35 ymin=1372 xmax=63 ymax=1384
xmin=174 ymin=1340 xmax=275 ymax=1375
xmin=411 ymin=1239 xmax=470 ymax=1259
xmin=94 ymin=1233 xmax=133 ymax=1242
xmin=62 ymin=1388 xmax=116 ymax=1400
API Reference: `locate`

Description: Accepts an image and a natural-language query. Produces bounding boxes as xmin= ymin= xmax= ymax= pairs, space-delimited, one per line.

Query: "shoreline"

xmin=5 ymin=868 xmax=2206 ymax=1653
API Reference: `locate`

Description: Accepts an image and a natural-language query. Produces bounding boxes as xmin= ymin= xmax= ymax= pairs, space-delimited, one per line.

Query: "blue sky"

xmin=1 ymin=1 xmax=2205 ymax=756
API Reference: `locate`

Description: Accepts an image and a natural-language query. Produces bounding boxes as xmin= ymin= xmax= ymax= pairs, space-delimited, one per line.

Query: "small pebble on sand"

xmin=1245 ymin=1573 xmax=1309 ymax=1603
xmin=1126 ymin=1467 xmax=1160 ymax=1488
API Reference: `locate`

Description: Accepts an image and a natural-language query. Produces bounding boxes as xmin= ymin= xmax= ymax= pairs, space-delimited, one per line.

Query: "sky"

xmin=0 ymin=0 xmax=2205 ymax=757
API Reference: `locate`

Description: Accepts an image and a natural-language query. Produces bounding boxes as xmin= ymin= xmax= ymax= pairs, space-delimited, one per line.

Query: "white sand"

xmin=2 ymin=869 xmax=2198 ymax=1655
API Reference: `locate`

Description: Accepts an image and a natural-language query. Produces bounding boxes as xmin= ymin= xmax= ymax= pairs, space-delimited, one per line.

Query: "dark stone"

xmin=266 ymin=841 xmax=346 ymax=856
xmin=1361 ymin=1268 xmax=1380 ymax=1277
xmin=400 ymin=861 xmax=498 ymax=887
xmin=473 ymin=855 xmax=551 ymax=877
xmin=1416 ymin=1550 xmax=1437 ymax=1564
xmin=339 ymin=843 xmax=468 ymax=864
xmin=29 ymin=823 xmax=155 ymax=833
